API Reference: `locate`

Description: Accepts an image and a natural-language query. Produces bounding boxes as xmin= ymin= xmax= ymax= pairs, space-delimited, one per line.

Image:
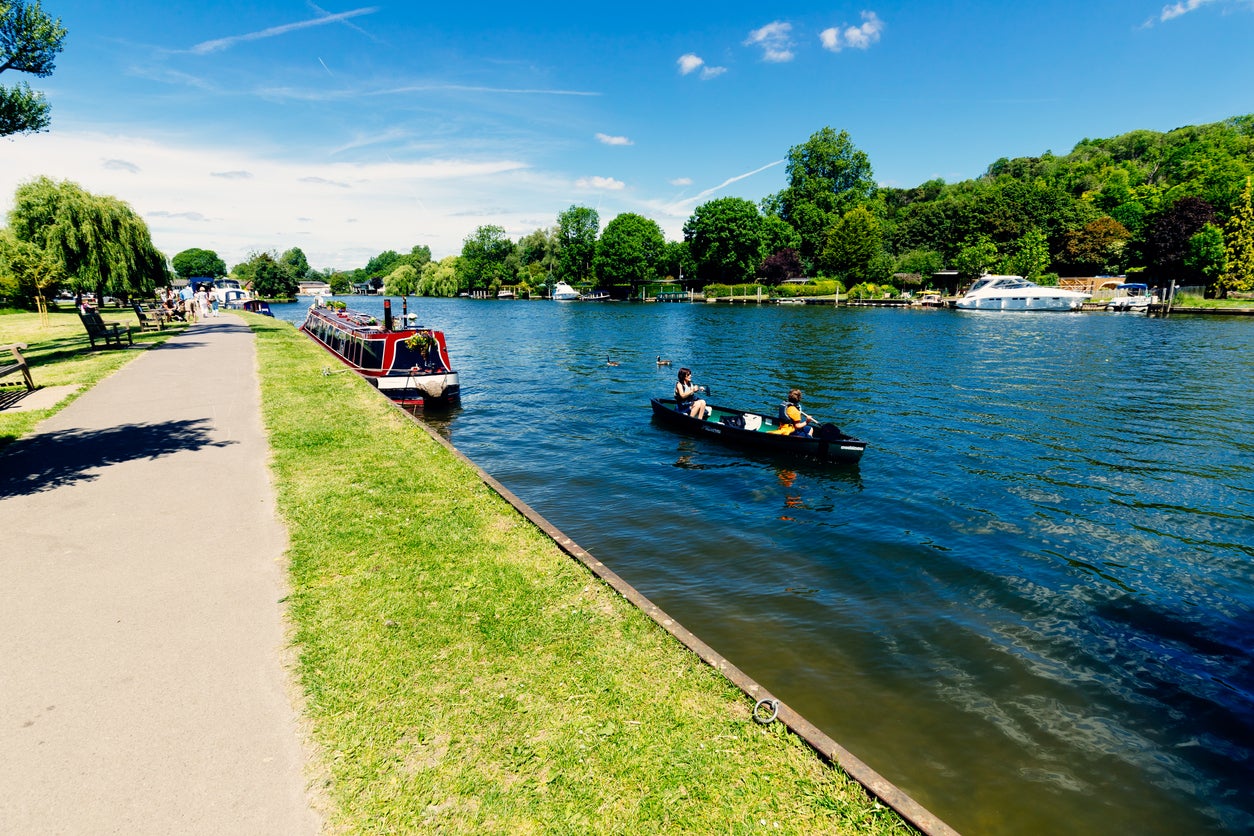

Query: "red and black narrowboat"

xmin=301 ymin=299 xmax=460 ymax=406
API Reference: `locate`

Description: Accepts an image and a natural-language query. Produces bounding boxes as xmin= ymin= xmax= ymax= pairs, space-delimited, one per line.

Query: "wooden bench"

xmin=132 ymin=302 xmax=163 ymax=331
xmin=78 ymin=310 xmax=134 ymax=348
xmin=0 ymin=343 xmax=34 ymax=390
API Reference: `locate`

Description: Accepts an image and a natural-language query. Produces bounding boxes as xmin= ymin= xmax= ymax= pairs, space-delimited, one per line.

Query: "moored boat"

xmin=650 ymin=398 xmax=866 ymax=464
xmin=241 ymin=299 xmax=273 ymax=316
xmin=956 ymin=275 xmax=1089 ymax=311
xmin=301 ymin=300 xmax=459 ymax=406
xmin=1105 ymin=282 xmax=1156 ymax=311
xmin=580 ymin=289 xmax=611 ymax=302
xmin=553 ymin=281 xmax=580 ymax=301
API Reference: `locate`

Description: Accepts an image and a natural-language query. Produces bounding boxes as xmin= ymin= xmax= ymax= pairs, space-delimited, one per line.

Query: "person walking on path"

xmin=194 ymin=283 xmax=211 ymax=319
xmin=0 ymin=316 xmax=321 ymax=834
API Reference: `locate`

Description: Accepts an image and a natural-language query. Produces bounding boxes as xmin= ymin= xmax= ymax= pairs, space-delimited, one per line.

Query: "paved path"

xmin=0 ymin=316 xmax=321 ymax=834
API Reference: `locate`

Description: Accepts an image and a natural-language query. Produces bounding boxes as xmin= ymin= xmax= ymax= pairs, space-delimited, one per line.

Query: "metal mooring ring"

xmin=753 ymin=698 xmax=779 ymax=725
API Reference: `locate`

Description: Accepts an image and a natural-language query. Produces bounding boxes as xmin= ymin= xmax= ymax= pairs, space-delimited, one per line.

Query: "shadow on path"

xmin=0 ymin=419 xmax=235 ymax=499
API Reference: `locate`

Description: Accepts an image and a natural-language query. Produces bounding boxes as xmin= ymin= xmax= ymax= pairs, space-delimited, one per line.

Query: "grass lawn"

xmin=248 ymin=313 xmax=918 ymax=835
xmin=0 ymin=308 xmax=186 ymax=448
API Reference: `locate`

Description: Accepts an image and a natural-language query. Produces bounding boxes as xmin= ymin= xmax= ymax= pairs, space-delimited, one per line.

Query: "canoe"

xmin=650 ymin=398 xmax=866 ymax=464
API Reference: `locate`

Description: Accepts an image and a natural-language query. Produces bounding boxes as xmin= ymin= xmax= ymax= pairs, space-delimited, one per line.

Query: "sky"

xmin=2 ymin=0 xmax=1253 ymax=271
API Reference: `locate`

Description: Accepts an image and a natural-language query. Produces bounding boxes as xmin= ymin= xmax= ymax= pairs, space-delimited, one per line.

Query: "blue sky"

xmin=3 ymin=0 xmax=1253 ymax=270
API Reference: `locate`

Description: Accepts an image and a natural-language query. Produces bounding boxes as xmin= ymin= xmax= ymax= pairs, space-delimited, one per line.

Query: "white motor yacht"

xmin=956 ymin=275 xmax=1089 ymax=311
xmin=552 ymin=281 xmax=579 ymax=301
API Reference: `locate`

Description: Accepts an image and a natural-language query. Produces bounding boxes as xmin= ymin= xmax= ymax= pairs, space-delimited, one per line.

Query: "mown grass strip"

xmin=250 ymin=313 xmax=915 ymax=835
xmin=0 ymin=309 xmax=185 ymax=448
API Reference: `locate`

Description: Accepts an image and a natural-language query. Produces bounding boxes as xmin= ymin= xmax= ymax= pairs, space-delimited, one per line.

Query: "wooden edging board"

xmin=397 ymin=401 xmax=961 ymax=836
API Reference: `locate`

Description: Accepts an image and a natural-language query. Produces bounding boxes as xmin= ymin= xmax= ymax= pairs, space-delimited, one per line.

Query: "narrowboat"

xmin=650 ymin=398 xmax=866 ymax=464
xmin=301 ymin=299 xmax=459 ymax=406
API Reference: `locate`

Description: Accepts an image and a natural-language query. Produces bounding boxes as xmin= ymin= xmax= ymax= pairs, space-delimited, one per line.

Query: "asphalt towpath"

xmin=0 ymin=315 xmax=321 ymax=834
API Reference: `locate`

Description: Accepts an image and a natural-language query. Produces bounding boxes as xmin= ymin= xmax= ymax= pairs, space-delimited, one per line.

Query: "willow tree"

xmin=8 ymin=176 xmax=168 ymax=301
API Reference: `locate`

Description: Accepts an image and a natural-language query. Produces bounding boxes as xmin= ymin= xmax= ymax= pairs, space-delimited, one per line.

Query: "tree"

xmin=418 ymin=256 xmax=460 ymax=297
xmin=660 ymin=239 xmax=695 ymax=283
xmin=1185 ymin=224 xmax=1227 ymax=292
xmin=385 ymin=263 xmax=418 ymax=297
xmin=0 ymin=225 xmax=59 ymax=305
xmin=1142 ymin=197 xmax=1216 ymax=285
xmin=554 ymin=205 xmax=599 ymax=284
xmin=764 ymin=127 xmax=875 ymax=263
xmin=1061 ymin=216 xmax=1130 ymax=275
xmin=684 ymin=197 xmax=765 ymax=284
xmin=172 ymin=247 xmax=226 ymax=281
xmin=1217 ymin=177 xmax=1254 ymax=296
xmin=457 ymin=225 xmax=514 ymax=292
xmin=246 ymin=252 xmax=297 ymax=299
xmin=515 ymin=227 xmax=556 ymax=289
xmin=892 ymin=249 xmax=945 ymax=284
xmin=0 ymin=0 xmax=67 ymax=136
xmin=593 ymin=213 xmax=665 ymax=292
xmin=757 ymin=247 xmax=804 ymax=283
xmin=8 ymin=176 xmax=167 ymax=301
xmin=279 ymin=246 xmax=311 ymax=282
xmin=818 ymin=205 xmax=882 ymax=283
xmin=953 ymin=237 xmax=1001 ymax=282
xmin=1003 ymin=227 xmax=1050 ymax=282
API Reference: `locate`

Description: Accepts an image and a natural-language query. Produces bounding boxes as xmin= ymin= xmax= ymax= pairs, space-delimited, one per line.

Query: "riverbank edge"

xmin=247 ymin=312 xmax=957 ymax=835
xmin=395 ymin=393 xmax=958 ymax=836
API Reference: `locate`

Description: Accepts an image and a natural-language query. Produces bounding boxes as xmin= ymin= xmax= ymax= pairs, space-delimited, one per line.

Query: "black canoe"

xmin=650 ymin=398 xmax=867 ymax=464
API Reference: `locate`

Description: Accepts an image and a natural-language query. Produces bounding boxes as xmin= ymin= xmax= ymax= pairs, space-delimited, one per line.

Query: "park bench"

xmin=78 ymin=310 xmax=133 ymax=349
xmin=132 ymin=302 xmax=163 ymax=332
xmin=0 ymin=343 xmax=34 ymax=390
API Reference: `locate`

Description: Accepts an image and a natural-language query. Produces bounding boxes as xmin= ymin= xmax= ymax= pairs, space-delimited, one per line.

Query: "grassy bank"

xmin=248 ymin=313 xmax=915 ymax=835
xmin=0 ymin=309 xmax=184 ymax=448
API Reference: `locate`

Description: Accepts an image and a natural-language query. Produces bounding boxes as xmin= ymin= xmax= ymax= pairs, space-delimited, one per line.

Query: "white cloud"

xmin=0 ymin=131 xmax=543 ymax=268
xmin=745 ymin=21 xmax=794 ymax=62
xmin=678 ymin=53 xmax=705 ymax=75
xmin=575 ymin=175 xmax=625 ymax=190
xmin=820 ymin=12 xmax=885 ymax=52
xmin=189 ymin=7 xmax=379 ymax=55
xmin=669 ymin=177 xmax=693 ymax=186
xmin=596 ymin=133 xmax=633 ymax=146
xmin=1159 ymin=0 xmax=1220 ymax=20
xmin=677 ymin=53 xmax=727 ymax=79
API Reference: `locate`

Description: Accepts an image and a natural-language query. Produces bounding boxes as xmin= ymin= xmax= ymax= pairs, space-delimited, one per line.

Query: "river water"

xmin=272 ymin=297 xmax=1253 ymax=835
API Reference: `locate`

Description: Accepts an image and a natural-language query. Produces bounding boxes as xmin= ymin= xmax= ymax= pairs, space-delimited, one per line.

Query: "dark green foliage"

xmin=683 ymin=197 xmax=766 ymax=284
xmin=172 ymin=247 xmax=226 ymax=281
xmin=555 ymin=205 xmax=599 ymax=284
xmin=248 ymin=252 xmax=297 ymax=299
xmin=0 ymin=0 xmax=67 ymax=136
xmin=594 ymin=213 xmax=665 ymax=291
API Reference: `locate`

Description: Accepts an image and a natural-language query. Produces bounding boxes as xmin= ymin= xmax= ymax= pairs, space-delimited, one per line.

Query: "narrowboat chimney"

xmin=402 ymin=297 xmax=408 ymax=318
xmin=383 ymin=299 xmax=393 ymax=332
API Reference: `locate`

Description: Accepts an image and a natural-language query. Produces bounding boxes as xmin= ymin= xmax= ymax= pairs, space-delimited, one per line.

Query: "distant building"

xmin=297 ymin=280 xmax=332 ymax=296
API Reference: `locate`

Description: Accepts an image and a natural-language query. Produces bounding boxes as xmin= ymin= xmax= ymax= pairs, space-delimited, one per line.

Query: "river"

xmin=272 ymin=296 xmax=1253 ymax=835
